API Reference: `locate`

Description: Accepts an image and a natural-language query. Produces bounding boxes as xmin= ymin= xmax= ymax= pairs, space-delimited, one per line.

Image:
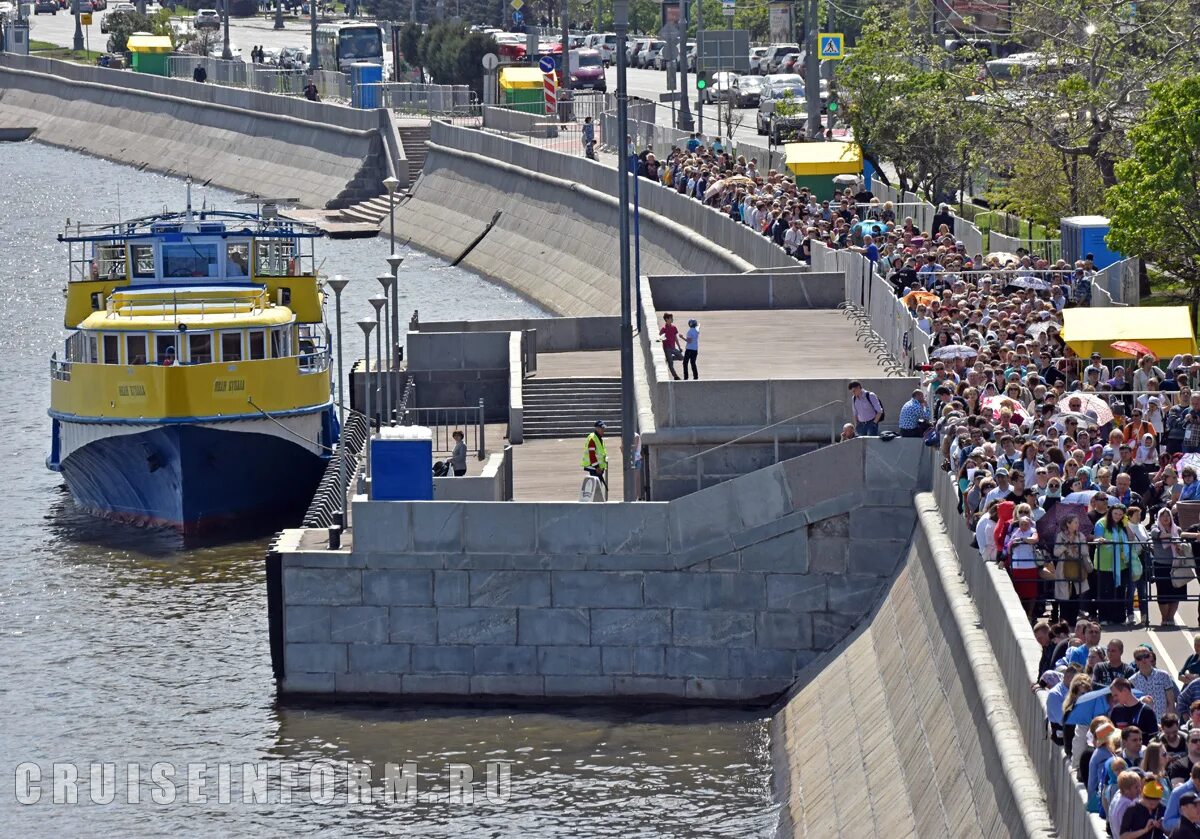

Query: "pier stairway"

xmin=396 ymin=123 xmax=431 ymax=184
xmin=521 ymin=377 xmax=622 ymax=440
xmin=338 ymin=195 xmax=392 ymax=226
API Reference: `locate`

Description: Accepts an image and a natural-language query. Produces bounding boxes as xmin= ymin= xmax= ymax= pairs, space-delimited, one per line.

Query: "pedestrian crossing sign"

xmin=819 ymin=33 xmax=844 ymax=60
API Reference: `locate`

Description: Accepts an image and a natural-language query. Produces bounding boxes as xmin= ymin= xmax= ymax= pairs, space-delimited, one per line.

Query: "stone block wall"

xmin=272 ymin=438 xmax=928 ymax=703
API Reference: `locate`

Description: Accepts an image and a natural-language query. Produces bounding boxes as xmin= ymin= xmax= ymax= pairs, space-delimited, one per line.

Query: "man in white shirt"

xmin=985 ymin=469 xmax=1012 ymax=508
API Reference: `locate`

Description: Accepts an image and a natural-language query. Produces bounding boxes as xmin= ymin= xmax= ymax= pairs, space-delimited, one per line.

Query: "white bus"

xmin=315 ymin=22 xmax=384 ymax=73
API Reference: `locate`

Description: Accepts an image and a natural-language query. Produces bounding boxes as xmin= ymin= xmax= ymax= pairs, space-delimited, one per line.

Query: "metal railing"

xmin=166 ymin=56 xmax=351 ymax=101
xmin=403 ymin=401 xmax=486 ymax=460
xmin=297 ymin=347 xmax=331 ymax=374
xmin=50 ymin=356 xmax=72 ymax=382
xmin=301 ymin=409 xmax=367 ymax=529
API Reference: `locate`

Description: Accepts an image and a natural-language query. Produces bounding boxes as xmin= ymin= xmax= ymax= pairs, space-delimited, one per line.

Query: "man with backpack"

xmin=848 ymin=380 xmax=884 ymax=436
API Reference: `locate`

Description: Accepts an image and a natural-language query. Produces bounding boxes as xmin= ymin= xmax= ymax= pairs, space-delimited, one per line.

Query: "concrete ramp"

xmin=773 ymin=495 xmax=1056 ymax=838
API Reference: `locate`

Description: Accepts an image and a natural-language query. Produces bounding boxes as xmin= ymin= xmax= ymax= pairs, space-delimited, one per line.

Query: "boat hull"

xmin=52 ymin=413 xmax=332 ymax=535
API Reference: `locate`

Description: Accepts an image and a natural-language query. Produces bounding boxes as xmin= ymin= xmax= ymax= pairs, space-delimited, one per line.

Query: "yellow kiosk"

xmin=127 ymin=34 xmax=174 ymax=77
xmin=498 ymin=66 xmax=546 ymax=114
xmin=784 ymin=140 xmax=863 ymax=200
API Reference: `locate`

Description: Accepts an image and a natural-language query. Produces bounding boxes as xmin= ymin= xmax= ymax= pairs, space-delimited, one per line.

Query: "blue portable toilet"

xmin=1060 ymin=215 xmax=1122 ymax=269
xmin=370 ymin=425 xmax=434 ymax=501
xmin=350 ymin=62 xmax=383 ymax=109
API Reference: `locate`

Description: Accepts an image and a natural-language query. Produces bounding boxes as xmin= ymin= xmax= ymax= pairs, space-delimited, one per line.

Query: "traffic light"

xmin=696 ymin=70 xmax=710 ymax=91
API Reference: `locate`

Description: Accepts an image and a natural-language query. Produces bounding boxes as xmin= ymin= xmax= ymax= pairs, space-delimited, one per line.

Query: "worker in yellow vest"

xmin=581 ymin=420 xmax=608 ymax=492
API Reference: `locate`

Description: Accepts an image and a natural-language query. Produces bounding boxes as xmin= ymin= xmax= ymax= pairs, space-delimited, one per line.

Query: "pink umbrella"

xmin=1057 ymin=392 xmax=1114 ymax=426
xmin=1111 ymin=340 xmax=1154 ymax=358
xmin=981 ymin=395 xmax=1028 ymax=422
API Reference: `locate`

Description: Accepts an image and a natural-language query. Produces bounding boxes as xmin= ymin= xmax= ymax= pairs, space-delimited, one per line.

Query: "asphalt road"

xmin=603 ymin=63 xmax=766 ymax=144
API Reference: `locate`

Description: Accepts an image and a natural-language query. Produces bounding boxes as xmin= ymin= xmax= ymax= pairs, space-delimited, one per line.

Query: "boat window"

xmin=270 ymin=326 xmax=287 ymax=358
xmin=127 ymin=334 xmax=148 ymax=365
xmin=132 ymin=245 xmax=155 ymax=279
xmin=162 ymin=242 xmax=219 ymax=279
xmin=156 ymin=335 xmax=178 ymax=365
xmin=97 ymin=244 xmax=127 ymax=280
xmin=102 ymin=334 xmax=120 ymax=365
xmin=255 ymin=239 xmax=295 ymax=277
xmin=87 ymin=335 xmax=99 ymax=364
xmin=226 ymin=242 xmax=250 ymax=278
xmin=221 ymin=331 xmax=242 ymax=362
xmin=188 ymin=333 xmax=213 ymax=365
xmin=248 ymin=330 xmax=266 ymax=360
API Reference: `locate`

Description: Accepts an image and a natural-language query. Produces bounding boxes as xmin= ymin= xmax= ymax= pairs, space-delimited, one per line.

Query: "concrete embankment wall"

xmin=269 ymin=438 xmax=924 ymax=704
xmin=0 ymin=55 xmax=399 ymax=208
xmin=772 ymin=493 xmax=1056 ymax=838
xmin=396 ymin=122 xmax=796 ymax=317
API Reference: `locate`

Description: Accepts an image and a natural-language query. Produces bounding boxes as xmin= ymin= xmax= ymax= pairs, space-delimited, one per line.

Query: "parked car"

xmin=584 ymin=32 xmax=617 ymax=66
xmin=730 ymin=74 xmax=764 ymax=107
xmin=194 ymin=8 xmax=221 ymax=30
xmin=760 ymin=43 xmax=800 ymax=74
xmin=756 ymin=74 xmax=806 ymax=141
xmin=639 ymin=39 xmax=665 ymax=68
xmin=100 ymin=3 xmax=134 ymax=30
xmin=91 ymin=0 xmax=106 ymax=10
xmin=34 ymin=0 xmax=59 ymax=14
xmin=569 ymin=47 xmax=606 ymax=91
xmin=627 ymin=36 xmax=652 ymax=65
xmin=701 ymin=70 xmax=738 ymax=104
xmin=748 ymin=46 xmax=769 ymax=74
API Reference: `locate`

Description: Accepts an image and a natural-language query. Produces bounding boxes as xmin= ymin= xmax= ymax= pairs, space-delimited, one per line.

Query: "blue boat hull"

xmin=55 ymin=420 xmax=330 ymax=535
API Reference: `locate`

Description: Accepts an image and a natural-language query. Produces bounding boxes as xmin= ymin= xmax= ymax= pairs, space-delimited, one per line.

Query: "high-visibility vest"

xmin=581 ymin=432 xmax=607 ymax=470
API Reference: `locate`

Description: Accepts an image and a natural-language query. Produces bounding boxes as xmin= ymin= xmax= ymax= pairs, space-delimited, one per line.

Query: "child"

xmin=683 ymin=318 xmax=700 ymax=381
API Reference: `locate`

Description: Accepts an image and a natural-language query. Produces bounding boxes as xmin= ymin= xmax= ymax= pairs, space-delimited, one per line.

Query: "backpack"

xmin=857 ymin=390 xmax=886 ymax=422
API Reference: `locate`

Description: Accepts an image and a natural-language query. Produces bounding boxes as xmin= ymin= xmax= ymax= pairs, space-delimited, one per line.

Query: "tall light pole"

xmin=369 ymin=295 xmax=387 ymax=430
xmin=221 ymin=0 xmax=233 ymax=60
xmin=376 ymin=274 xmax=395 ymax=422
xmin=357 ymin=318 xmax=376 ymax=483
xmin=804 ymin=0 xmax=820 ymax=139
xmin=614 ymin=0 xmax=635 ymax=502
xmin=694 ymin=0 xmax=703 ymax=135
xmin=310 ymin=0 xmax=319 ymax=71
xmin=72 ymin=0 xmax=83 ymax=52
xmin=328 ymin=275 xmax=349 ymax=509
xmin=677 ymin=5 xmax=693 ymax=131
xmin=387 ymin=252 xmax=403 ymax=369
xmin=274 ymin=0 xmax=284 ymax=30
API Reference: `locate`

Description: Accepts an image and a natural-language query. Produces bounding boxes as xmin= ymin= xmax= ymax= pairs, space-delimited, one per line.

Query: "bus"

xmin=315 ymin=22 xmax=384 ymax=74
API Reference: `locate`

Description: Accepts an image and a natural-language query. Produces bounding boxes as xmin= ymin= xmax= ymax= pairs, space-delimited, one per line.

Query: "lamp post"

xmin=221 ymin=0 xmax=233 ymax=60
xmin=387 ymin=251 xmax=403 ymax=370
xmin=72 ymin=0 xmax=83 ymax=52
xmin=383 ymin=175 xmax=400 ymax=246
xmin=310 ymin=0 xmax=319 ymax=71
xmin=357 ymin=318 xmax=376 ymax=483
xmin=368 ymin=295 xmax=387 ymax=430
xmin=614 ymin=0 xmax=635 ymax=502
xmin=376 ymin=274 xmax=395 ymax=421
xmin=327 ymin=275 xmax=349 ymax=509
xmin=274 ymin=0 xmax=283 ymax=29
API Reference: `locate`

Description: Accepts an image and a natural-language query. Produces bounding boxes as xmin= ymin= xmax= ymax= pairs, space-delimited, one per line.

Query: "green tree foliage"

xmin=836 ymin=21 xmax=993 ymax=202
xmin=969 ymin=0 xmax=1200 ymax=187
xmin=398 ymin=21 xmax=422 ymax=76
xmin=985 ymin=138 xmax=1106 ymax=231
xmin=1106 ymin=77 xmax=1200 ymax=316
xmin=107 ymin=9 xmax=175 ymax=53
xmin=417 ymin=22 xmax=497 ymax=94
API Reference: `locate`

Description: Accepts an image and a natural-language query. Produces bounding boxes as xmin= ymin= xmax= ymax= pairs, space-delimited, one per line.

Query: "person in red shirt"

xmin=659 ymin=313 xmax=681 ymax=381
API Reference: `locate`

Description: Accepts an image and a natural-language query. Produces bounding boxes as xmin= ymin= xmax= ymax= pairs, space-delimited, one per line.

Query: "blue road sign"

xmin=539 ymin=55 xmax=556 ymax=74
xmin=819 ymin=32 xmax=845 ymax=60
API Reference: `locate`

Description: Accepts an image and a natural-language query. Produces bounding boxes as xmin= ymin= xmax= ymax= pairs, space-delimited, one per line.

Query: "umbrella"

xmin=1055 ymin=410 xmax=1101 ymax=427
xmin=1061 ymin=490 xmax=1121 ymax=506
xmin=703 ymin=179 xmax=733 ymax=200
xmin=1036 ymin=502 xmax=1088 ymax=549
xmin=1059 ymin=392 xmax=1115 ymax=426
xmin=1026 ymin=322 xmax=1055 ymax=339
xmin=723 ymin=174 xmax=756 ymax=187
xmin=903 ymin=290 xmax=938 ymax=307
xmin=853 ymin=220 xmax=886 ymax=236
xmin=1064 ymin=686 xmax=1146 ymax=725
xmin=1011 ymin=277 xmax=1052 ymax=291
xmin=931 ymin=344 xmax=978 ymax=361
xmin=1111 ymin=340 xmax=1154 ymax=358
xmin=986 ymin=251 xmax=1020 ymax=266
xmin=1177 ymin=453 xmax=1200 ymax=475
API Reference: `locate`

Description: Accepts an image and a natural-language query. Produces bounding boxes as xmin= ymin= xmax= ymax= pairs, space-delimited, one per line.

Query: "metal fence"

xmin=166 ymin=55 xmax=352 ymax=101
xmin=989 ymin=230 xmax=1063 ymax=263
xmin=301 ymin=409 xmax=367 ymax=530
xmin=403 ymin=402 xmax=486 ymax=460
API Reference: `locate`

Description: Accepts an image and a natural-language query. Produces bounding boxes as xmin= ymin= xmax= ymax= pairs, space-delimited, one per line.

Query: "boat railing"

xmin=298 ymin=347 xmax=332 ymax=375
xmin=106 ymin=291 xmax=271 ymax=319
xmin=50 ymin=355 xmax=72 ymax=382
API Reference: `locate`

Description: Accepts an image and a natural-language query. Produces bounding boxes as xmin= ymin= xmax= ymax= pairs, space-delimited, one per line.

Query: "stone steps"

xmin=397 ymin=124 xmax=432 ymax=183
xmin=522 ymin=376 xmax=621 ymax=439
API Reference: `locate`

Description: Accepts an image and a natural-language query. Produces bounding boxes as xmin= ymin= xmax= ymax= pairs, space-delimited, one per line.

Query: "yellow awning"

xmin=784 ymin=141 xmax=862 ymax=176
xmin=498 ymin=66 xmax=546 ymax=90
xmin=127 ymin=35 xmax=174 ymax=53
xmin=1061 ymin=306 xmax=1198 ymax=358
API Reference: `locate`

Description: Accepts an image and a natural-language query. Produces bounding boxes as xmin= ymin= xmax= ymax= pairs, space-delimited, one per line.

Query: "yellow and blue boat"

xmin=47 ymin=196 xmax=337 ymax=534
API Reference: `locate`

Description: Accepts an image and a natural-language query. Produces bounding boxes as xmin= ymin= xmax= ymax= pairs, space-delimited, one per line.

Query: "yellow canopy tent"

xmin=783 ymin=141 xmax=862 ymax=199
xmin=1061 ymin=306 xmax=1197 ymax=358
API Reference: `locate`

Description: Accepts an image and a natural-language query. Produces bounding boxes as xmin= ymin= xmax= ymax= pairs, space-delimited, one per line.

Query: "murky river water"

xmin=0 ymin=144 xmax=778 ymax=836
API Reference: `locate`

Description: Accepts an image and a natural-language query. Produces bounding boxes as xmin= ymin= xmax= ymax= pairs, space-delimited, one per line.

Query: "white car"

xmin=194 ymin=8 xmax=220 ymax=30
xmin=748 ymin=46 xmax=769 ymax=74
xmin=761 ymin=43 xmax=800 ymax=74
xmin=584 ymin=32 xmax=617 ymax=65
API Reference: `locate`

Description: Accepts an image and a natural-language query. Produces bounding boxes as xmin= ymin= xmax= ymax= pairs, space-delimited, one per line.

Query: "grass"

xmin=30 ymin=40 xmax=103 ymax=62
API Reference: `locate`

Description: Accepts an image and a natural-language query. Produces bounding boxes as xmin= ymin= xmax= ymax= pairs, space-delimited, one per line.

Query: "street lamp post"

xmin=614 ymin=0 xmax=635 ymax=502
xmin=387 ymin=252 xmax=403 ymax=370
xmin=328 ymin=275 xmax=349 ymax=510
xmin=357 ymin=318 xmax=376 ymax=485
xmin=274 ymin=0 xmax=283 ymax=29
xmin=677 ymin=9 xmax=692 ymax=131
xmin=72 ymin=0 xmax=83 ymax=52
xmin=376 ymin=275 xmax=395 ymax=421
xmin=369 ymin=296 xmax=387 ymax=431
xmin=221 ymin=0 xmax=233 ymax=60
xmin=310 ymin=0 xmax=319 ymax=71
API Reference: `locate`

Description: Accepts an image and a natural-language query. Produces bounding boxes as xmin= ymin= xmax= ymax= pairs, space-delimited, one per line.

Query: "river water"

xmin=0 ymin=144 xmax=778 ymax=836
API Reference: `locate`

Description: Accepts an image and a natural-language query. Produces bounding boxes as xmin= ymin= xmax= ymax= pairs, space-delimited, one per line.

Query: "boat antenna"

xmin=116 ymin=185 xmax=122 ymax=227
xmin=185 ymin=176 xmax=194 ymax=223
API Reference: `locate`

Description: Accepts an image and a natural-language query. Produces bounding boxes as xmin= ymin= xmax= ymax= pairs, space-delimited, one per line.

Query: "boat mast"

xmin=185 ymin=177 xmax=194 ymax=223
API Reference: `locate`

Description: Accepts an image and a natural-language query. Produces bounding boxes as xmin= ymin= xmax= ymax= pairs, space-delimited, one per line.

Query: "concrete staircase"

xmin=339 ymin=195 xmax=392 ymax=225
xmin=396 ymin=123 xmax=431 ymax=183
xmin=522 ymin=377 xmax=622 ymax=439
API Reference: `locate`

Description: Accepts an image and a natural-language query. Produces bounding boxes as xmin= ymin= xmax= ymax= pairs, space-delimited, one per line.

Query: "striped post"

xmin=543 ymin=71 xmax=557 ymax=116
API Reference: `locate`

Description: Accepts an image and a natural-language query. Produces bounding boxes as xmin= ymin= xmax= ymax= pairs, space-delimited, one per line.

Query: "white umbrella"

xmin=931 ymin=344 xmax=978 ymax=361
xmin=1011 ymin=277 xmax=1052 ymax=291
xmin=1062 ymin=490 xmax=1121 ymax=506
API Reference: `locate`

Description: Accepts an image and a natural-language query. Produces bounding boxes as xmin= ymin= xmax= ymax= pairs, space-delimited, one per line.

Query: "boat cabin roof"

xmin=80 ymin=286 xmax=294 ymax=331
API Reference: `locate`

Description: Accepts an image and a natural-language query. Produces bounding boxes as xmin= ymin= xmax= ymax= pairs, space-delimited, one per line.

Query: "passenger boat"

xmin=46 ymin=190 xmax=338 ymax=534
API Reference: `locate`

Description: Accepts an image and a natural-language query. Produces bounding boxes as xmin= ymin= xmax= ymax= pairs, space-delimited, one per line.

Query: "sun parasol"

xmin=1110 ymin=340 xmax=1155 ymax=358
xmin=1062 ymin=490 xmax=1121 ymax=506
xmin=985 ymin=251 xmax=1020 ymax=266
xmin=1036 ymin=502 xmax=1088 ymax=550
xmin=1058 ymin=392 xmax=1114 ymax=425
xmin=1054 ymin=410 xmax=1101 ymax=428
xmin=1010 ymin=277 xmax=1052 ymax=291
xmin=931 ymin=344 xmax=978 ymax=361
xmin=903 ymin=290 xmax=938 ymax=307
xmin=981 ymin=394 xmax=1029 ymax=421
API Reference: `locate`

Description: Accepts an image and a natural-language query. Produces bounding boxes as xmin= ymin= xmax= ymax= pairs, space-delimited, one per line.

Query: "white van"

xmin=584 ymin=32 xmax=618 ymax=66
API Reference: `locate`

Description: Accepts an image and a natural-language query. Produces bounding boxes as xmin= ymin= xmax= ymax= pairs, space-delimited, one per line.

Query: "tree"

xmin=107 ymin=9 xmax=174 ymax=53
xmin=1106 ymin=77 xmax=1200 ymax=319
xmin=398 ymin=21 xmax=422 ymax=78
xmin=417 ymin=22 xmax=497 ymax=95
